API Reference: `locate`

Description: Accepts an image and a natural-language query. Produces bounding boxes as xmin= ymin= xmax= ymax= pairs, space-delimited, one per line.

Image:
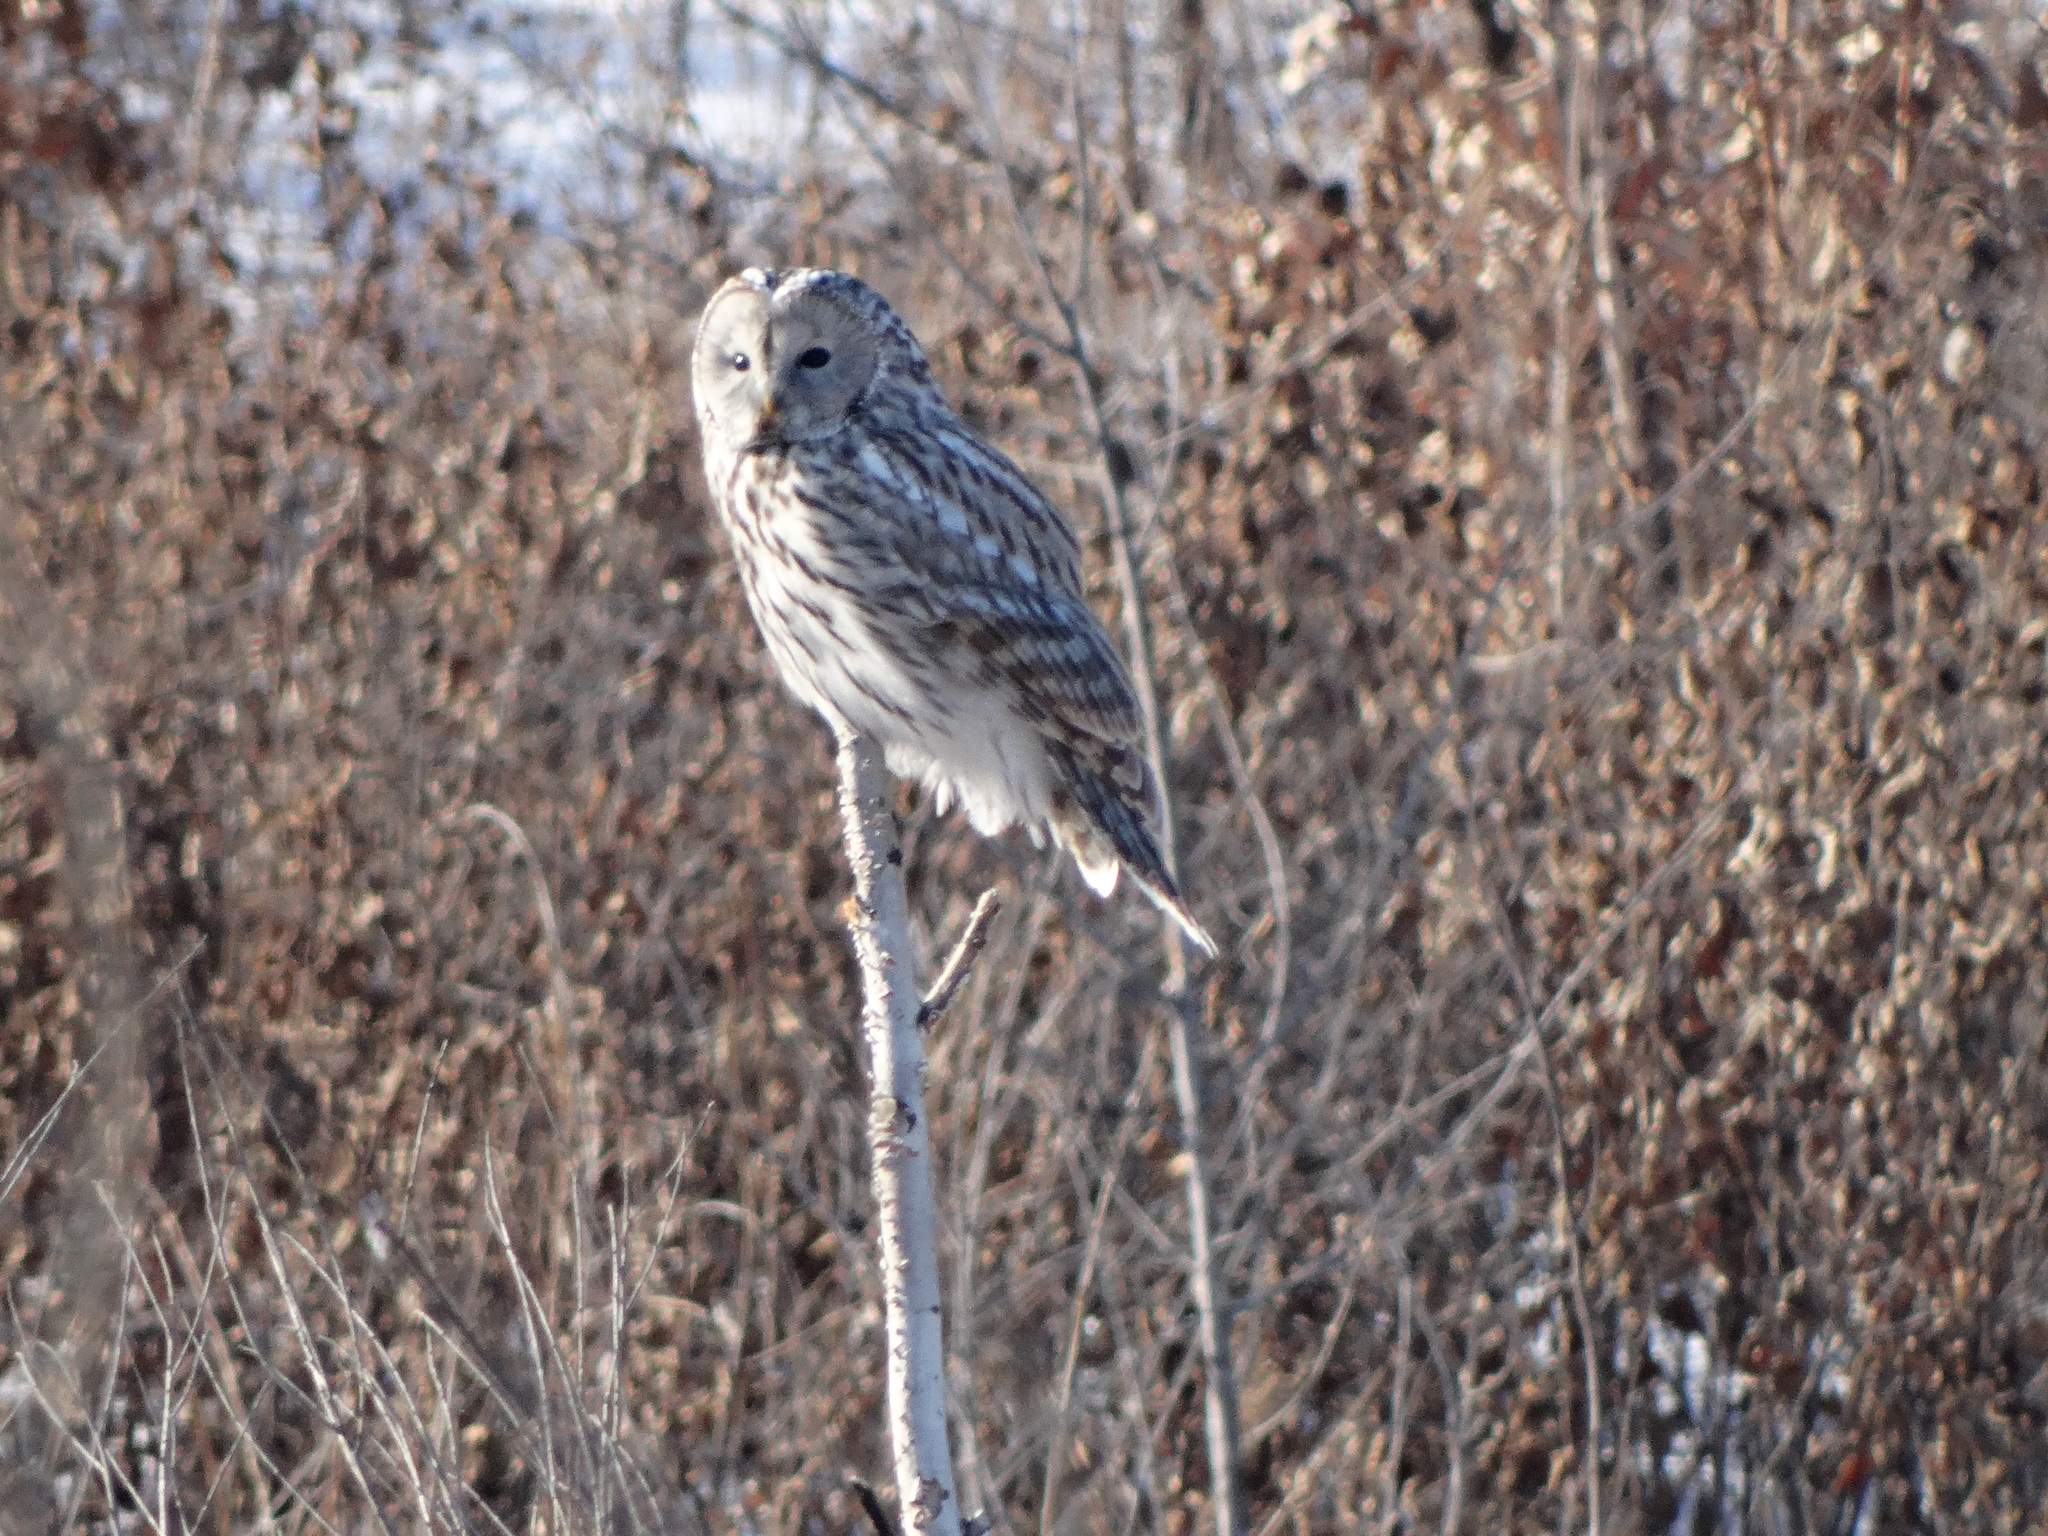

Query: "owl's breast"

xmin=707 ymin=437 xmax=1062 ymax=844
xmin=717 ymin=453 xmax=939 ymax=736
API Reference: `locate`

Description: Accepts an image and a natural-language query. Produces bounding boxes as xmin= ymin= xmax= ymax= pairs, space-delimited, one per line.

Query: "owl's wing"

xmin=845 ymin=422 xmax=1143 ymax=744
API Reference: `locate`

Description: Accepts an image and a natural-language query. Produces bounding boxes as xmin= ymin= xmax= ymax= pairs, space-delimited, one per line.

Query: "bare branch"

xmin=835 ymin=731 xmax=965 ymax=1536
xmin=918 ymin=888 xmax=1002 ymax=1030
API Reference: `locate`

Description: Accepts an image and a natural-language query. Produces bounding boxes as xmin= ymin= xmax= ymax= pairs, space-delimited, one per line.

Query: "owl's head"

xmin=692 ymin=268 xmax=933 ymax=451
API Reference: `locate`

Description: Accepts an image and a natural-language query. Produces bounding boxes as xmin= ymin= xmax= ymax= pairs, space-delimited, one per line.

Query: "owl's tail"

xmin=1045 ymin=739 xmax=1219 ymax=960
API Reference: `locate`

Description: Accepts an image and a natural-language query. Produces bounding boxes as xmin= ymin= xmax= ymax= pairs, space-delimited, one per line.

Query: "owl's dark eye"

xmin=797 ymin=347 xmax=832 ymax=370
xmin=730 ymin=353 xmax=750 ymax=372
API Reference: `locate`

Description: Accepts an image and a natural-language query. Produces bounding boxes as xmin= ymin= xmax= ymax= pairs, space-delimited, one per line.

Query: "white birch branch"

xmin=918 ymin=888 xmax=1002 ymax=1030
xmin=834 ymin=730 xmax=964 ymax=1536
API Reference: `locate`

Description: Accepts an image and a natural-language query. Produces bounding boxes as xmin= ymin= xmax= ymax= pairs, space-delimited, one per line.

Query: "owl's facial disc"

xmin=693 ymin=284 xmax=776 ymax=447
xmin=694 ymin=276 xmax=883 ymax=451
xmin=759 ymin=289 xmax=881 ymax=444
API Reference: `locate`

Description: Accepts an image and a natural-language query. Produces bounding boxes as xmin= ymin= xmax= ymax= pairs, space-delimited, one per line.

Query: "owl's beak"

xmin=745 ymin=390 xmax=784 ymax=451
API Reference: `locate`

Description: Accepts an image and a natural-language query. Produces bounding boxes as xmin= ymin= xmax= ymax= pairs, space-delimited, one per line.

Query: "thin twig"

xmin=853 ymin=1478 xmax=903 ymax=1536
xmin=0 ymin=941 xmax=200 ymax=1207
xmin=713 ymin=2 xmax=995 ymax=167
xmin=1038 ymin=1026 xmax=1161 ymax=1536
xmin=1446 ymin=751 xmax=1607 ymax=1536
xmin=1376 ymin=1274 xmax=1415 ymax=1536
xmin=953 ymin=33 xmax=1245 ymax=1533
xmin=918 ymin=889 xmax=1003 ymax=1028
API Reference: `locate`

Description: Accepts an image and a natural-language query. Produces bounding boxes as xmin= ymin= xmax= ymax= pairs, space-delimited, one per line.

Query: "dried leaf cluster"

xmin=1 ymin=3 xmax=2046 ymax=1533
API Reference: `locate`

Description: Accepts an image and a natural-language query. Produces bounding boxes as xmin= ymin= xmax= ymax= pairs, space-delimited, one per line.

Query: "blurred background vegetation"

xmin=2 ymin=0 xmax=2047 ymax=1531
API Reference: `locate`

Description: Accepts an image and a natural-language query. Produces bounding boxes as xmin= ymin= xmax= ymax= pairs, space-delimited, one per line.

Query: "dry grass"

xmin=3 ymin=2 xmax=2047 ymax=1533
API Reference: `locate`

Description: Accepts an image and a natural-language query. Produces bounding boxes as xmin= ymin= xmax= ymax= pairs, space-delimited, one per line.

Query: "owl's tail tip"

xmin=1169 ymin=902 xmax=1220 ymax=960
xmin=1130 ymin=869 xmax=1219 ymax=959
xmin=1053 ymin=812 xmax=1219 ymax=959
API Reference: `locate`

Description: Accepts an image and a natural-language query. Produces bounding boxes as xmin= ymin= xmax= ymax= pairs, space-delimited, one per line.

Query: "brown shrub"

xmin=2 ymin=3 xmax=2046 ymax=1533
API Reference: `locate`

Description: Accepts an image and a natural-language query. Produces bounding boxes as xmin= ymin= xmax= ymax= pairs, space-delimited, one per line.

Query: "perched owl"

xmin=692 ymin=266 xmax=1216 ymax=958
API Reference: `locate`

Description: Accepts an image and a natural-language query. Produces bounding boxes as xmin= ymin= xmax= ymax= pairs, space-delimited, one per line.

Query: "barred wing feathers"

xmin=830 ymin=419 xmax=1217 ymax=957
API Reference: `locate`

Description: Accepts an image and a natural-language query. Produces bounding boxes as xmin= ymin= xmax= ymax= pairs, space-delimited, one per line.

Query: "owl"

xmin=692 ymin=267 xmax=1216 ymax=958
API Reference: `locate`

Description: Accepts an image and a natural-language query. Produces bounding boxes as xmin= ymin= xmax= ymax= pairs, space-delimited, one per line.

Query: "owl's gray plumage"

xmin=692 ymin=266 xmax=1215 ymax=957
